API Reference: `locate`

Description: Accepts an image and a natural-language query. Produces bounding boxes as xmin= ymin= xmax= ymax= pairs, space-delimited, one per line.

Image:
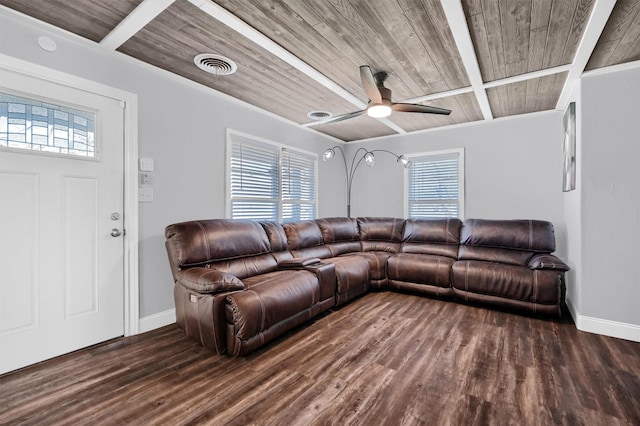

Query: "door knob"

xmin=110 ymin=228 xmax=122 ymax=237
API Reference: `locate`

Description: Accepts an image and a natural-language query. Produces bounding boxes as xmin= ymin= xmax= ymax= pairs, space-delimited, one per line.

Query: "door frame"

xmin=0 ymin=53 xmax=140 ymax=336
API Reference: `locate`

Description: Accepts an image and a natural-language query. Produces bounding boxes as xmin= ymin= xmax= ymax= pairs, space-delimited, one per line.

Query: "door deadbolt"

xmin=111 ymin=212 xmax=120 ymax=220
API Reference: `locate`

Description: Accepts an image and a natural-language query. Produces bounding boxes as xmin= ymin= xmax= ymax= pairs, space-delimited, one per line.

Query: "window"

xmin=227 ymin=130 xmax=317 ymax=222
xmin=0 ymin=92 xmax=96 ymax=158
xmin=406 ymin=149 xmax=464 ymax=219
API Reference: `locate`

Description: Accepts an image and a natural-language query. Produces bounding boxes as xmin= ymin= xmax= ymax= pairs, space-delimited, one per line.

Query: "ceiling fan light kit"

xmin=367 ymin=103 xmax=392 ymax=118
xmin=317 ymin=65 xmax=452 ymax=125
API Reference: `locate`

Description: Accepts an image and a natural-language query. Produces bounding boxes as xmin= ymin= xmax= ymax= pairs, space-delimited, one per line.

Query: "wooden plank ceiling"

xmin=0 ymin=0 xmax=636 ymax=142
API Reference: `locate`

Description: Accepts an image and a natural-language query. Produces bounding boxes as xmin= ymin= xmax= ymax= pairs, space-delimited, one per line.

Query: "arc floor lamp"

xmin=322 ymin=146 xmax=411 ymax=218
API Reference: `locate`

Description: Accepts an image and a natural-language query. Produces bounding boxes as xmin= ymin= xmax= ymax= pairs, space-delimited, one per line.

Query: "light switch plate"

xmin=139 ymin=158 xmax=154 ymax=172
xmin=138 ymin=188 xmax=154 ymax=202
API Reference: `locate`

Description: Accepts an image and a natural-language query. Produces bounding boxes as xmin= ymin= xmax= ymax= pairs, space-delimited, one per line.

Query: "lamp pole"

xmin=322 ymin=146 xmax=411 ymax=218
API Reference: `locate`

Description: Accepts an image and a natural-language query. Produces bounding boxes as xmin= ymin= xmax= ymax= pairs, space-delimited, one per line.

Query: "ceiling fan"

xmin=319 ymin=65 xmax=452 ymax=125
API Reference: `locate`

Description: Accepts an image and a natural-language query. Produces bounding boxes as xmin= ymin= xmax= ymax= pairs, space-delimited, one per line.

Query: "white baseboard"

xmin=138 ymin=308 xmax=176 ymax=333
xmin=566 ymin=299 xmax=640 ymax=342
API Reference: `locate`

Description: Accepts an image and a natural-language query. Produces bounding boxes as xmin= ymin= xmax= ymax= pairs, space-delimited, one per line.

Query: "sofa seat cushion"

xmin=387 ymin=253 xmax=454 ymax=287
xmin=452 ymin=260 xmax=561 ymax=305
xmin=356 ymin=252 xmax=392 ymax=281
xmin=324 ymin=256 xmax=370 ymax=305
xmin=225 ymin=270 xmax=321 ymax=350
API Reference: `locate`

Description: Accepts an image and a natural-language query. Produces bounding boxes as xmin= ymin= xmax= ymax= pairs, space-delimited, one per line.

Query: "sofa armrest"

xmin=303 ymin=262 xmax=336 ymax=303
xmin=278 ymin=257 xmax=322 ymax=269
xmin=528 ymin=254 xmax=570 ymax=271
xmin=175 ymin=268 xmax=245 ymax=294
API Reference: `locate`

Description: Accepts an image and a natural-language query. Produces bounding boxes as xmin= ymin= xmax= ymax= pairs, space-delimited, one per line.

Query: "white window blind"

xmin=229 ymin=139 xmax=279 ymax=220
xmin=281 ymin=148 xmax=316 ymax=223
xmin=228 ymin=131 xmax=317 ymax=222
xmin=407 ymin=150 xmax=463 ymax=219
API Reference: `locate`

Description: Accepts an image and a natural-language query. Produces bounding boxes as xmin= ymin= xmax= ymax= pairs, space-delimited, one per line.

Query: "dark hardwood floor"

xmin=1 ymin=292 xmax=639 ymax=425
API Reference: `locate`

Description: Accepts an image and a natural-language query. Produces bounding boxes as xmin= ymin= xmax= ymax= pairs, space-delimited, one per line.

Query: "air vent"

xmin=307 ymin=110 xmax=333 ymax=121
xmin=194 ymin=53 xmax=237 ymax=76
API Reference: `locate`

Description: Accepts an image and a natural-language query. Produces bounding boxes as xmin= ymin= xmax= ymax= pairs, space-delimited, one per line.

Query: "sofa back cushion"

xmin=165 ymin=219 xmax=278 ymax=278
xmin=458 ymin=219 xmax=556 ymax=266
xmin=283 ymin=220 xmax=332 ymax=258
xmin=316 ymin=217 xmax=360 ymax=256
xmin=357 ymin=217 xmax=405 ymax=253
xmin=260 ymin=221 xmax=293 ymax=263
xmin=401 ymin=218 xmax=462 ymax=258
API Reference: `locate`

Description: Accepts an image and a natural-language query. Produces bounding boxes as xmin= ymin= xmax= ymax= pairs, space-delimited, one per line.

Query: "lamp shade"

xmin=364 ymin=152 xmax=376 ymax=167
xmin=322 ymin=148 xmax=335 ymax=161
xmin=397 ymin=155 xmax=411 ymax=168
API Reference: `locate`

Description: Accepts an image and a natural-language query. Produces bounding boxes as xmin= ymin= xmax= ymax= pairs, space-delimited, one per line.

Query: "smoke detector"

xmin=194 ymin=53 xmax=237 ymax=76
xmin=307 ymin=110 xmax=333 ymax=121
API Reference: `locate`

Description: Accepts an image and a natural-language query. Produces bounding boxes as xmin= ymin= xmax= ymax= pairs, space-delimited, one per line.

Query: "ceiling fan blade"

xmin=317 ymin=109 xmax=367 ymax=125
xmin=360 ymin=65 xmax=382 ymax=104
xmin=392 ymin=103 xmax=452 ymax=115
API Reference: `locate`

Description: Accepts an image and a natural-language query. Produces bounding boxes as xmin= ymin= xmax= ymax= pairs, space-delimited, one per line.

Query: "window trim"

xmin=225 ymin=128 xmax=318 ymax=222
xmin=403 ymin=148 xmax=465 ymax=219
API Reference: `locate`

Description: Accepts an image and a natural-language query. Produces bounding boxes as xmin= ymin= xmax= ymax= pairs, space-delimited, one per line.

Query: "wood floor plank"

xmin=1 ymin=292 xmax=639 ymax=425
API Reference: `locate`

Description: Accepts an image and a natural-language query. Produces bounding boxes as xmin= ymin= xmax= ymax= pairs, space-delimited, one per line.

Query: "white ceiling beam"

xmin=189 ymin=0 xmax=408 ymax=135
xmin=100 ymin=0 xmax=176 ymax=50
xmin=556 ymin=0 xmax=617 ymax=110
xmin=403 ymin=86 xmax=473 ymax=104
xmin=440 ymin=0 xmax=493 ymax=121
xmin=483 ymin=64 xmax=572 ymax=88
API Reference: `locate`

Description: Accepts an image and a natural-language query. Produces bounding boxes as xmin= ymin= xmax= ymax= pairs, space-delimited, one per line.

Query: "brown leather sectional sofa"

xmin=165 ymin=217 xmax=569 ymax=356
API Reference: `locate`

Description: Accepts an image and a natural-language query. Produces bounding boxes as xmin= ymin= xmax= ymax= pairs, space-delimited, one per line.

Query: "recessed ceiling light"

xmin=307 ymin=110 xmax=333 ymax=121
xmin=194 ymin=53 xmax=237 ymax=76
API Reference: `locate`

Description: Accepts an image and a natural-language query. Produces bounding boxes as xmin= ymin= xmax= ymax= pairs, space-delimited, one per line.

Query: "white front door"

xmin=0 ymin=68 xmax=125 ymax=374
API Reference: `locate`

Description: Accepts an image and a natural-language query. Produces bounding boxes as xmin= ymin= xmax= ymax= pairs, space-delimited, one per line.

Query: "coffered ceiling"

xmin=1 ymin=0 xmax=638 ymax=142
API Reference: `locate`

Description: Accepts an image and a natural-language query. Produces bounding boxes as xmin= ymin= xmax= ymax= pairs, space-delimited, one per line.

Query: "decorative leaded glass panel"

xmin=0 ymin=93 xmax=96 ymax=158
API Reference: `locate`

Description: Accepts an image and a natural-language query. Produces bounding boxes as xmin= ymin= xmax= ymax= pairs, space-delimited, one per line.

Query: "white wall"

xmin=347 ymin=112 xmax=567 ymax=257
xmin=0 ymin=9 xmax=345 ymax=318
xmin=573 ymin=65 xmax=640 ymax=337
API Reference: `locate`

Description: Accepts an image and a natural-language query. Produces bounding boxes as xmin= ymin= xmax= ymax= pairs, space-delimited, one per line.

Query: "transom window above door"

xmin=0 ymin=92 xmax=96 ymax=158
